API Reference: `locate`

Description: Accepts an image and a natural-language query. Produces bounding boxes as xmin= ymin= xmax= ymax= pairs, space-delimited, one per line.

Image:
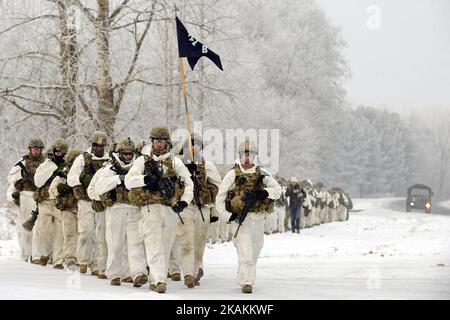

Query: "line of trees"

xmin=1 ymin=0 xmax=449 ymax=200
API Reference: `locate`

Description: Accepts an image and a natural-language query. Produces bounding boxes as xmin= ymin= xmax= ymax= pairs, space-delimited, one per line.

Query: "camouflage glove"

xmin=12 ymin=191 xmax=20 ymax=206
xmin=172 ymin=200 xmax=188 ymax=213
xmin=253 ymin=189 xmax=269 ymax=200
xmin=144 ymin=175 xmax=159 ymax=191
xmin=54 ymin=170 xmax=66 ymax=179
xmin=79 ymin=173 xmax=92 ymax=187
xmin=228 ymin=212 xmax=238 ymax=222
xmin=57 ymin=183 xmax=72 ymax=196
xmin=91 ymin=200 xmax=105 ymax=213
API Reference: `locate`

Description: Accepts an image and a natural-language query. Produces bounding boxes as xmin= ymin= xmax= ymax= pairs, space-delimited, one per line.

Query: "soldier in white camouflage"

xmin=67 ymin=131 xmax=110 ymax=277
xmin=33 ymin=139 xmax=69 ymax=268
xmin=216 ymin=140 xmax=281 ymax=294
xmin=6 ymin=138 xmax=46 ymax=263
xmin=92 ymin=138 xmax=148 ymax=287
xmin=125 ymin=126 xmax=193 ymax=294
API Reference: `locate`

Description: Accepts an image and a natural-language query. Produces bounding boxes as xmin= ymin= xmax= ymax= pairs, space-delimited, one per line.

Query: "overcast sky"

xmin=317 ymin=0 xmax=450 ymax=114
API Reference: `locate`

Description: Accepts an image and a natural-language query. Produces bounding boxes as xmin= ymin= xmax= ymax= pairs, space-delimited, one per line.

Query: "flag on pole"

xmin=175 ymin=16 xmax=223 ymax=71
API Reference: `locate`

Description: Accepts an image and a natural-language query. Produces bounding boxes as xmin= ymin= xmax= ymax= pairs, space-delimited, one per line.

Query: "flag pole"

xmin=178 ymin=57 xmax=194 ymax=163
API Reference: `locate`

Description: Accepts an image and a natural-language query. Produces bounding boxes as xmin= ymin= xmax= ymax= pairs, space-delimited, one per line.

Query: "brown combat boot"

xmin=79 ymin=264 xmax=88 ymax=274
xmin=53 ymin=264 xmax=64 ymax=269
xmin=154 ymin=282 xmax=166 ymax=293
xmin=133 ymin=274 xmax=148 ymax=288
xmin=91 ymin=270 xmax=99 ymax=276
xmin=184 ymin=275 xmax=195 ymax=288
xmin=170 ymin=273 xmax=181 ymax=281
xmin=31 ymin=258 xmax=40 ymax=265
xmin=39 ymin=256 xmax=49 ymax=266
xmin=111 ymin=278 xmax=121 ymax=286
xmin=242 ymin=284 xmax=253 ymax=294
xmin=121 ymin=276 xmax=133 ymax=283
xmin=97 ymin=271 xmax=107 ymax=279
xmin=194 ymin=268 xmax=204 ymax=285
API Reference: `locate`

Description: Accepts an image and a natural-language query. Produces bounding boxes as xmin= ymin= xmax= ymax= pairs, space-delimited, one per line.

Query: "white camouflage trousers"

xmin=76 ymin=200 xmax=107 ymax=272
xmin=105 ymin=204 xmax=146 ymax=280
xmin=168 ymin=237 xmax=181 ymax=275
xmin=62 ymin=210 xmax=78 ymax=265
xmin=139 ymin=204 xmax=178 ymax=285
xmin=34 ymin=200 xmax=64 ymax=265
xmin=16 ymin=191 xmax=37 ymax=260
xmin=274 ymin=206 xmax=285 ymax=233
xmin=175 ymin=204 xmax=196 ymax=277
xmin=194 ymin=207 xmax=210 ymax=277
xmin=264 ymin=212 xmax=278 ymax=234
xmin=231 ymin=212 xmax=265 ymax=287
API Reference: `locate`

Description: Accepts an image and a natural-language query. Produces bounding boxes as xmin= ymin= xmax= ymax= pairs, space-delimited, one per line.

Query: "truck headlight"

xmin=410 ymin=202 xmax=414 ymax=206
xmin=425 ymin=202 xmax=431 ymax=209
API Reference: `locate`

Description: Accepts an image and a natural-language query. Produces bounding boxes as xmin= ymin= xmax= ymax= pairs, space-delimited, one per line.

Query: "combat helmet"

xmin=115 ymin=137 xmax=136 ymax=153
xmin=28 ymin=138 xmax=44 ymax=149
xmin=90 ymin=131 xmax=107 ymax=145
xmin=52 ymin=138 xmax=69 ymax=154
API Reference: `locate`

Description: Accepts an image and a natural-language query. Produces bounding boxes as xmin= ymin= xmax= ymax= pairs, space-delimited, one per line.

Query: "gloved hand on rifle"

xmin=54 ymin=170 xmax=66 ymax=179
xmin=12 ymin=191 xmax=20 ymax=206
xmin=172 ymin=200 xmax=188 ymax=213
xmin=243 ymin=189 xmax=269 ymax=202
xmin=57 ymin=183 xmax=72 ymax=196
xmin=228 ymin=212 xmax=238 ymax=222
xmin=144 ymin=175 xmax=159 ymax=191
xmin=210 ymin=216 xmax=219 ymax=223
xmin=79 ymin=173 xmax=92 ymax=187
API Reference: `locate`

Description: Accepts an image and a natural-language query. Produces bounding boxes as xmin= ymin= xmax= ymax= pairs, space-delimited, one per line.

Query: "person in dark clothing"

xmin=285 ymin=177 xmax=305 ymax=233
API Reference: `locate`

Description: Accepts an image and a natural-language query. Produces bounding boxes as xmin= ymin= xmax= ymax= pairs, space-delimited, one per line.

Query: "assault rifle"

xmin=233 ymin=173 xmax=266 ymax=238
xmin=14 ymin=160 xmax=40 ymax=231
xmin=145 ymin=160 xmax=184 ymax=224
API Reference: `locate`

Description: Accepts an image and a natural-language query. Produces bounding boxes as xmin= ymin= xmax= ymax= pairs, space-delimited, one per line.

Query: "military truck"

xmin=406 ymin=184 xmax=433 ymax=214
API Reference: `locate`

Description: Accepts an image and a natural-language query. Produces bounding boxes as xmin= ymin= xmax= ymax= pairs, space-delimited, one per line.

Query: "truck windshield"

xmin=410 ymin=188 xmax=431 ymax=197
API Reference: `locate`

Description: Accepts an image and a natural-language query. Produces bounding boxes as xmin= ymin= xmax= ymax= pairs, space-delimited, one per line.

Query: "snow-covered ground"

xmin=0 ymin=198 xmax=449 ymax=300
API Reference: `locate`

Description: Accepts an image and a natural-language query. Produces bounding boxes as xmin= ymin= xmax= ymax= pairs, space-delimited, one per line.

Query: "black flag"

xmin=175 ymin=16 xmax=223 ymax=71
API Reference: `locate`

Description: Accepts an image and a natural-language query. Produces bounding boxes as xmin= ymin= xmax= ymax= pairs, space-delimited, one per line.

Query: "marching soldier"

xmin=51 ymin=148 xmax=82 ymax=269
xmin=216 ymin=140 xmax=281 ymax=294
xmin=180 ymin=134 xmax=222 ymax=286
xmin=67 ymin=131 xmax=110 ymax=276
xmin=285 ymin=177 xmax=304 ymax=233
xmin=125 ymin=126 xmax=193 ymax=294
xmin=33 ymin=139 xmax=69 ymax=268
xmin=6 ymin=138 xmax=46 ymax=263
xmin=93 ymin=138 xmax=148 ymax=287
xmin=274 ymin=181 xmax=287 ymax=233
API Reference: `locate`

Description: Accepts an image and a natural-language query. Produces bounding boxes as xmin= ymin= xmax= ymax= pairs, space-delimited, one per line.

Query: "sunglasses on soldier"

xmin=121 ymin=152 xmax=133 ymax=156
xmin=92 ymin=143 xmax=105 ymax=148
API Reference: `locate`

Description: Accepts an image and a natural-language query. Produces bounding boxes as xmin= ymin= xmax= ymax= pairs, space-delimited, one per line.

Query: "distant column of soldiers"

xmin=264 ymin=177 xmax=353 ymax=235
xmin=6 ymin=128 xmax=351 ymax=294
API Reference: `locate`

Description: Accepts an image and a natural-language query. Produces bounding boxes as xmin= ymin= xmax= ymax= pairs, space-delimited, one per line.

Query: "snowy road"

xmin=1 ymin=198 xmax=449 ymax=300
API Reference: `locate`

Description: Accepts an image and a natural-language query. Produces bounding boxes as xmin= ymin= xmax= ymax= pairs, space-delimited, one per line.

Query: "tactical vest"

xmin=225 ymin=165 xmax=274 ymax=215
xmin=73 ymin=152 xmax=108 ymax=201
xmin=99 ymin=160 xmax=132 ymax=207
xmin=192 ymin=159 xmax=219 ymax=207
xmin=14 ymin=154 xmax=45 ymax=192
xmin=128 ymin=154 xmax=184 ymax=207
xmin=56 ymin=165 xmax=78 ymax=212
xmin=33 ymin=161 xmax=65 ymax=203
